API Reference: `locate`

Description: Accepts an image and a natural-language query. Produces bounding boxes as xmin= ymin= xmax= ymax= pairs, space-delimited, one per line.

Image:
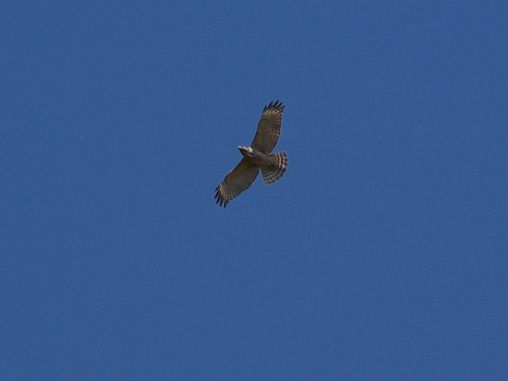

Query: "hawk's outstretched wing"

xmin=215 ymin=158 xmax=259 ymax=207
xmin=251 ymin=100 xmax=285 ymax=154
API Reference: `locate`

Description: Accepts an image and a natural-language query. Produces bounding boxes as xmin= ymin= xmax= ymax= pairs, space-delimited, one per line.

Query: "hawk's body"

xmin=215 ymin=101 xmax=288 ymax=207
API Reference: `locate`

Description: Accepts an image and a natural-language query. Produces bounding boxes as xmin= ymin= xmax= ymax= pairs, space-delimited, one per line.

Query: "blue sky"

xmin=2 ymin=1 xmax=507 ymax=380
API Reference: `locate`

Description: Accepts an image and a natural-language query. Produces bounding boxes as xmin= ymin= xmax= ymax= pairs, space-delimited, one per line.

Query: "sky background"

xmin=1 ymin=1 xmax=507 ymax=380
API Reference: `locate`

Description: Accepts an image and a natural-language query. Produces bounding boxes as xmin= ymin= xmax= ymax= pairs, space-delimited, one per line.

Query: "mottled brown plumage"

xmin=251 ymin=100 xmax=284 ymax=154
xmin=215 ymin=101 xmax=287 ymax=207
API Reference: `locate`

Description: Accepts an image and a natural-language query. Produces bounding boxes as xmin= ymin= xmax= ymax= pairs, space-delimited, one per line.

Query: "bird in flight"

xmin=215 ymin=100 xmax=288 ymax=207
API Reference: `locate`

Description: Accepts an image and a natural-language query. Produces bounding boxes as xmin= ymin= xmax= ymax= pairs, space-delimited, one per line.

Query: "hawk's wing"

xmin=215 ymin=158 xmax=259 ymax=207
xmin=251 ymin=100 xmax=285 ymax=154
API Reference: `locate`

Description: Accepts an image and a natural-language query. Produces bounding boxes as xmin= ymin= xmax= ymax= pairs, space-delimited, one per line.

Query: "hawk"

xmin=215 ymin=100 xmax=288 ymax=207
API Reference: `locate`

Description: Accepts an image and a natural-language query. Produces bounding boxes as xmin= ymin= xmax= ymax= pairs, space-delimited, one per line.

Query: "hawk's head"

xmin=238 ymin=146 xmax=254 ymax=157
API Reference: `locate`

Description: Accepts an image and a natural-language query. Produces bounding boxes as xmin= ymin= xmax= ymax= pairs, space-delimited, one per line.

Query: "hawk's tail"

xmin=262 ymin=152 xmax=288 ymax=184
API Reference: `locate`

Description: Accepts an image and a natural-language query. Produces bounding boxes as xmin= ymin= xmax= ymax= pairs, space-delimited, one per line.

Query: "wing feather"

xmin=251 ymin=100 xmax=285 ymax=153
xmin=215 ymin=159 xmax=259 ymax=207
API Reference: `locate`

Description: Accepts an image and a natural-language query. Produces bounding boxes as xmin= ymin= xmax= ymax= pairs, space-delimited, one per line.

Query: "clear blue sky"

xmin=2 ymin=1 xmax=507 ymax=380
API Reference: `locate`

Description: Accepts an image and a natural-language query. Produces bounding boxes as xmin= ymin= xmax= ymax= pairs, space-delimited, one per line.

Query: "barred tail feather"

xmin=262 ymin=152 xmax=288 ymax=184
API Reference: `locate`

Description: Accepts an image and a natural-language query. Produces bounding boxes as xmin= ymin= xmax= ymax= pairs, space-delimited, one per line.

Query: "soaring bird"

xmin=215 ymin=100 xmax=288 ymax=207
